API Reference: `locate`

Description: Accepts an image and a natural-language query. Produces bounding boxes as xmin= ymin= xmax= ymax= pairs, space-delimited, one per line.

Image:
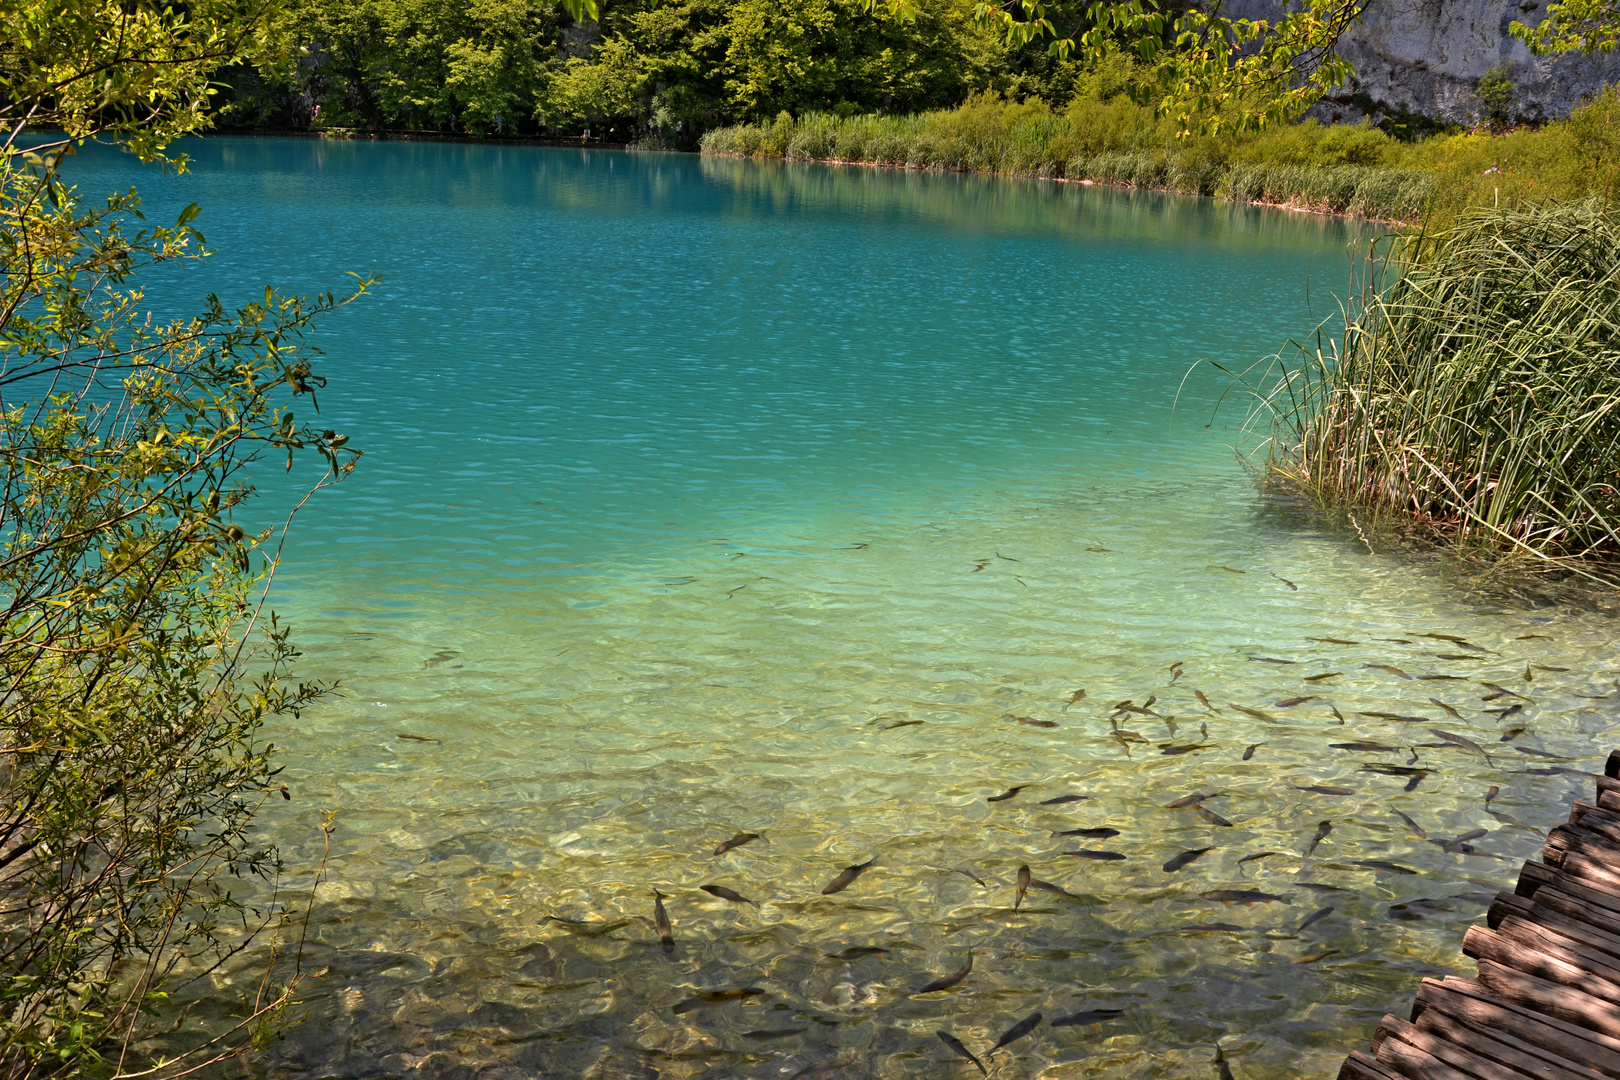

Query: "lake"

xmin=67 ymin=139 xmax=1620 ymax=1079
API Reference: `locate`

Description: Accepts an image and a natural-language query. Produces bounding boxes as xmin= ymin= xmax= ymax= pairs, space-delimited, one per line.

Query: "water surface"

xmin=68 ymin=140 xmax=1620 ymax=1080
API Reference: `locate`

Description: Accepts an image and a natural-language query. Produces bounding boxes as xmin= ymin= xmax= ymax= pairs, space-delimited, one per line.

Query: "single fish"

xmin=744 ymin=1028 xmax=808 ymax=1039
xmin=1428 ymin=728 xmax=1492 ymax=763
xmin=396 ymin=733 xmax=440 ymax=742
xmin=1488 ymin=808 xmax=1531 ymax=828
xmin=1230 ymin=703 xmax=1277 ymax=722
xmin=1029 ymin=878 xmax=1082 ymax=899
xmin=1117 ymin=703 xmax=1159 ymax=717
xmin=1250 ymin=657 xmax=1296 ymax=665
xmin=1353 ymin=859 xmax=1418 ymax=875
xmin=1216 ymin=565 xmax=1247 ymax=574
xmin=1393 ymin=809 xmax=1427 ymax=838
xmin=1436 ymin=654 xmax=1481 ymax=661
xmin=1480 ymin=682 xmax=1531 ymax=701
xmin=1297 ymin=882 xmax=1351 ymax=893
xmin=1275 ymin=696 xmax=1315 ymax=708
xmin=1532 ymin=664 xmax=1570 ymax=672
xmin=1052 ymin=1008 xmax=1125 ymax=1028
xmin=1040 ymin=794 xmax=1088 ymax=805
xmin=1524 ymin=663 xmax=1533 ymax=681
xmin=1309 ymin=638 xmax=1361 ymax=645
xmin=1376 ymin=638 xmax=1414 ymax=644
xmin=821 ymin=859 xmax=875 ymax=895
xmin=1486 ymin=704 xmax=1525 ymax=720
xmin=1238 ymin=851 xmax=1281 ymax=864
xmin=1053 ymin=827 xmax=1120 ymax=839
xmin=1181 ymin=923 xmax=1247 ymax=933
xmin=1331 ymin=741 xmax=1400 ymax=751
xmin=827 ymin=947 xmax=887 ymax=960
xmin=1244 ymin=743 xmax=1260 ymax=760
xmin=700 ymin=885 xmax=755 ymax=905
xmin=1484 ymin=785 xmax=1499 ymax=803
xmin=1362 ymin=764 xmax=1427 ymax=778
xmin=1111 ymin=733 xmax=1134 ymax=757
xmin=1194 ymin=805 xmax=1236 ymax=827
xmin=1305 ymin=671 xmax=1342 ymax=682
xmin=1364 ymin=664 xmax=1413 ymax=680
xmin=1275 ymin=575 xmax=1298 ymax=590
xmin=1196 ymin=690 xmax=1216 ymax=711
xmin=989 ymin=1012 xmax=1044 ymax=1054
xmin=915 ymin=953 xmax=973 ymax=994
xmin=987 ymin=785 xmax=1026 ymax=803
xmin=936 ymin=1031 xmax=987 ymax=1076
xmin=1306 ymin=820 xmax=1332 ymax=855
xmin=1165 ymin=792 xmax=1220 ymax=808
xmin=1513 ymin=746 xmax=1562 ymax=759
xmin=1015 ymin=865 xmax=1031 ymax=910
xmin=1202 ymin=890 xmax=1289 ymax=904
xmin=1517 ymin=634 xmax=1552 ymax=640
xmin=1296 ymin=785 xmax=1356 ymax=795
xmin=1064 ymin=849 xmax=1127 ymax=861
xmin=1499 ymin=727 xmax=1527 ymax=742
xmin=1017 ymin=717 xmax=1060 ymax=728
xmin=1164 ymin=717 xmax=1180 ymax=737
xmin=1294 ymin=949 xmax=1339 ymax=964
xmin=1164 ymin=847 xmax=1214 ymax=872
xmin=653 ymin=889 xmax=674 ymax=954
xmin=1062 ymin=689 xmax=1087 ymax=710
xmin=1417 ymin=674 xmax=1469 ymax=681
xmin=1428 ymin=698 xmax=1465 ymax=720
xmin=672 ymin=987 xmax=764 ymax=1013
xmin=544 ymin=916 xmax=630 ymax=936
xmin=714 ymin=832 xmax=761 ymax=856
xmin=1160 ymin=743 xmax=1203 ymax=756
xmin=886 ymin=720 xmax=925 ymax=729
xmin=953 ymin=868 xmax=990 ymax=888
xmin=1297 ymin=906 xmax=1334 ymax=933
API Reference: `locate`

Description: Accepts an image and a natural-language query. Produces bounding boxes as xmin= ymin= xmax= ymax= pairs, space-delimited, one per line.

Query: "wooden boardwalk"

xmin=1339 ymin=750 xmax=1620 ymax=1080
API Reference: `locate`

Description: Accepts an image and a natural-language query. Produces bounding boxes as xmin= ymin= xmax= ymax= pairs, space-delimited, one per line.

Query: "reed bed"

xmin=1263 ymin=201 xmax=1620 ymax=573
xmin=702 ymin=112 xmax=1436 ymax=221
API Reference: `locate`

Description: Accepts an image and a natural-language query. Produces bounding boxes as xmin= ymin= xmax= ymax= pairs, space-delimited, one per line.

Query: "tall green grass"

xmin=1261 ymin=201 xmax=1620 ymax=574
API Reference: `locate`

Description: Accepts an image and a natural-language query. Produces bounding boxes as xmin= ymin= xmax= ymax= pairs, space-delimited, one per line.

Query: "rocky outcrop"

xmin=1226 ymin=0 xmax=1620 ymax=124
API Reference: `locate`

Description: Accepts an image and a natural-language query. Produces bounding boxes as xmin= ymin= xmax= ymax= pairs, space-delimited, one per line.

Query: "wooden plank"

xmin=1465 ymin=928 xmax=1620 ymax=1005
xmin=1561 ymin=853 xmax=1620 ymax=896
xmin=1345 ymin=1049 xmax=1413 ymax=1080
xmin=1493 ymin=890 xmax=1537 ymax=929
xmin=1377 ymin=1028 xmax=1498 ymax=1080
xmin=1416 ymin=1004 xmax=1607 ymax=1080
xmin=1526 ymin=891 xmax=1620 ymax=959
xmin=1475 ymin=959 xmax=1620 ymax=1040
xmin=1597 ymin=790 xmax=1620 ymax=816
xmin=1522 ymin=862 xmax=1561 ymax=898
xmin=1604 ymin=751 xmax=1620 ymax=780
xmin=1497 ymin=916 xmax=1620 ymax=987
xmin=1573 ymin=808 xmax=1620 ymax=846
xmin=1383 ymin=1013 xmax=1572 ymax=1080
xmin=1416 ymin=978 xmax=1620 ymax=1078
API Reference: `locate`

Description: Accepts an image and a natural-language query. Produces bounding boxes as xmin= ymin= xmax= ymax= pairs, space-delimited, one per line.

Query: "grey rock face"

xmin=1224 ymin=0 xmax=1620 ymax=123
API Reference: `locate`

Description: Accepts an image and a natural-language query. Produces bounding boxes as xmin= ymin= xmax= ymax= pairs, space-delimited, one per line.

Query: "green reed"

xmin=1259 ymin=200 xmax=1620 ymax=575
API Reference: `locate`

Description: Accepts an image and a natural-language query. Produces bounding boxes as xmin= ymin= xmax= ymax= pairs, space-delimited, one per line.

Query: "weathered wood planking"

xmin=1336 ymin=750 xmax=1620 ymax=1080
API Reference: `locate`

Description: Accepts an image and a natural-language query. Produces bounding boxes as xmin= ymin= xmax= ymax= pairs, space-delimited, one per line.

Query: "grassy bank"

xmin=1261 ymin=201 xmax=1620 ymax=575
xmin=700 ymin=81 xmax=1620 ymax=224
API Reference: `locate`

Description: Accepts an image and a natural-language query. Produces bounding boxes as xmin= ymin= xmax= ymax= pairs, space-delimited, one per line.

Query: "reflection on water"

xmin=59 ymin=141 xmax=1619 ymax=1079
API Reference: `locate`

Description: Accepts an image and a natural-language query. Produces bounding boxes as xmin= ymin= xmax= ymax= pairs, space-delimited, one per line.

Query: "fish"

xmin=1485 ymin=785 xmax=1499 ymax=803
xmin=1353 ymin=860 xmax=1418 ymax=874
xmin=1293 ymin=949 xmax=1339 ymax=964
xmin=1029 ymin=878 xmax=1083 ymax=899
xmin=1362 ymin=764 xmax=1427 ymax=778
xmin=544 ymin=916 xmax=630 ymax=936
xmin=1524 ymin=663 xmax=1533 ymax=682
xmin=1376 ymin=638 xmax=1414 ymax=644
xmin=396 ymin=733 xmax=440 ymax=742
xmin=1429 ymin=698 xmax=1465 ymax=720
xmin=1297 ymin=882 xmax=1351 ymax=893
xmin=1532 ymin=664 xmax=1569 ymax=672
xmin=1164 ymin=717 xmax=1179 ymax=737
xmin=1052 ymin=1008 xmax=1125 ymax=1028
xmin=1165 ymin=792 xmax=1219 ymax=808
xmin=1308 ymin=638 xmax=1361 ymax=645
xmin=1275 ymin=696 xmax=1315 ymax=708
xmin=1040 ymin=794 xmax=1088 ymax=805
xmin=1364 ymin=664 xmax=1413 ymax=680
xmin=1217 ymin=565 xmax=1247 ymax=574
xmin=988 ymin=786 xmax=1026 ymax=803
xmin=1064 ymin=849 xmax=1127 ymax=861
xmin=989 ymin=1012 xmax=1043 ymax=1054
xmin=886 ymin=720 xmax=925 ymax=729
xmin=1428 ymin=728 xmax=1492 ymax=763
xmin=1160 ymin=743 xmax=1203 ymax=756
xmin=1017 ymin=717 xmax=1060 ymax=729
xmin=744 ymin=1028 xmax=808 ymax=1039
xmin=1514 ymin=746 xmax=1562 ymax=759
xmin=1488 ymin=809 xmax=1532 ymax=828
xmin=1297 ymin=906 xmax=1334 ymax=932
xmin=1480 ymin=682 xmax=1531 ymax=701
xmin=1194 ymin=805 xmax=1236 ymax=827
xmin=1015 ymin=865 xmax=1031 ymax=910
xmin=826 ymin=947 xmax=887 ymax=960
xmin=1215 ymin=1043 xmax=1236 ymax=1080
xmin=1486 ymin=705 xmax=1525 ymax=720
xmin=653 ymin=889 xmax=674 ymax=954
xmin=1393 ymin=809 xmax=1427 ymax=838
xmin=1201 ymin=722 xmax=1209 ymax=740
xmin=1053 ymin=827 xmax=1120 ymax=839
xmin=1306 ymin=821 xmax=1332 ymax=855
xmin=915 ymin=953 xmax=973 ymax=994
xmin=1332 ymin=741 xmax=1400 ymax=752
xmin=1296 ymin=785 xmax=1356 ymax=795
xmin=953 ymin=868 xmax=990 ymax=888
xmin=1169 ymin=660 xmax=1185 ymax=675
xmin=1249 ymin=656 xmax=1296 ymax=665
xmin=1181 ymin=923 xmax=1247 ymax=933
xmin=1305 ymin=671 xmax=1342 ymax=682
xmin=700 ymin=885 xmax=755 ymax=905
xmin=1421 ymin=634 xmax=1485 ymax=650
xmin=1517 ymin=634 xmax=1552 ymax=640
xmin=821 ymin=859 xmax=875 ymax=895
xmin=714 ymin=832 xmax=761 ymax=856
xmin=996 ymin=551 xmax=1019 ymax=561
xmin=1063 ymin=689 xmax=1087 ymax=709
xmin=1111 ymin=733 xmax=1134 ymax=757
xmin=1238 ymin=851 xmax=1282 ymax=864
xmin=1244 ymin=743 xmax=1260 ymax=760
xmin=1499 ymin=727 xmax=1527 ymax=742
xmin=1163 ymin=847 xmax=1214 ymax=872
xmin=672 ymin=987 xmax=764 ymax=1013
xmin=1085 ymin=546 xmax=1114 ymax=553
xmin=936 ymin=1031 xmax=986 ymax=1076
xmin=1196 ymin=690 xmax=1216 ymax=711
xmin=1202 ymin=890 xmax=1289 ymax=904
xmin=1276 ymin=576 xmax=1298 ymax=590
xmin=1229 ymin=703 xmax=1277 ymax=722
xmin=1117 ymin=704 xmax=1159 ymax=717
xmin=1435 ymin=654 xmax=1481 ymax=661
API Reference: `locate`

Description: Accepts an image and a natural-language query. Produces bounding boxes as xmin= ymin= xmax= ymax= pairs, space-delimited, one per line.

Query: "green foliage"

xmin=1512 ymin=0 xmax=1620 ymax=55
xmin=1260 ymin=202 xmax=1620 ymax=575
xmin=1475 ymin=61 xmax=1518 ymax=125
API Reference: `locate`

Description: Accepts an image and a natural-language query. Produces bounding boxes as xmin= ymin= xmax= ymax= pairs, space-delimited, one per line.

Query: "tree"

xmin=1512 ymin=0 xmax=1620 ymax=54
xmin=0 ymin=0 xmax=371 ymax=1074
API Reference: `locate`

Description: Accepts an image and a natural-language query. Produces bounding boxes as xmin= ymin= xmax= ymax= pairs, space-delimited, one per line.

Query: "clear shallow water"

xmin=66 ymin=140 xmax=1620 ymax=1080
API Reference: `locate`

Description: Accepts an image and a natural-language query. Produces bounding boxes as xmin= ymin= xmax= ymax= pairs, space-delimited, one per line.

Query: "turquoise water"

xmin=69 ymin=140 xmax=1620 ymax=1080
